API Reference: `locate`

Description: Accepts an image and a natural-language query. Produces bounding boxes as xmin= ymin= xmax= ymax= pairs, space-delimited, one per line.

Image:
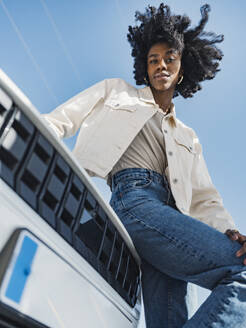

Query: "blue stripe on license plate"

xmin=5 ymin=235 xmax=38 ymax=303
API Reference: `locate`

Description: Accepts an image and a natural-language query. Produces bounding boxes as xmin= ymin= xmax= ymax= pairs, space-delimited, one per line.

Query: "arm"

xmin=42 ymin=79 xmax=107 ymax=139
xmin=189 ymin=134 xmax=237 ymax=233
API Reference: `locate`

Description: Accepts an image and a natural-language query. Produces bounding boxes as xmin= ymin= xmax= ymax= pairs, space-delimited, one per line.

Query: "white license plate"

xmin=0 ymin=230 xmax=38 ymax=309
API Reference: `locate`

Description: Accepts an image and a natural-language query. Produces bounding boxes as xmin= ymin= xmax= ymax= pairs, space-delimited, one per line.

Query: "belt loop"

xmin=148 ymin=169 xmax=152 ymax=181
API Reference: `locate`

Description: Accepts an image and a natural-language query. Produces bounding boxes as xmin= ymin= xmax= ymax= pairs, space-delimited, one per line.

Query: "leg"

xmin=110 ymin=169 xmax=246 ymax=327
xmin=141 ymin=259 xmax=197 ymax=328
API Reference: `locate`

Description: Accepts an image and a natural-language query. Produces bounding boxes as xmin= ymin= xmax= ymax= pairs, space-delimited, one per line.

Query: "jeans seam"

xmin=121 ymin=204 xmax=178 ymax=244
xmin=201 ymin=287 xmax=237 ymax=328
xmin=167 ymin=278 xmax=172 ymax=328
xmin=119 ymin=203 xmax=211 ymax=266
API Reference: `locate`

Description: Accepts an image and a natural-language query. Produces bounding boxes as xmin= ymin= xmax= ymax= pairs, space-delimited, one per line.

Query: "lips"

xmin=154 ymin=72 xmax=170 ymax=80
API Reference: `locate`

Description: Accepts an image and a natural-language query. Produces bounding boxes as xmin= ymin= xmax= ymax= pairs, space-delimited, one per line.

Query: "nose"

xmin=159 ymin=58 xmax=167 ymax=70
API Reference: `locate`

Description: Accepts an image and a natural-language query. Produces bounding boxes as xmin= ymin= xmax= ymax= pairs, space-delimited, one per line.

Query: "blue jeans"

xmin=109 ymin=168 xmax=246 ymax=328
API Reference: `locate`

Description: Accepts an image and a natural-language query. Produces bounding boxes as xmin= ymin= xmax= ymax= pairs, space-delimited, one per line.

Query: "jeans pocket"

xmin=119 ymin=177 xmax=152 ymax=193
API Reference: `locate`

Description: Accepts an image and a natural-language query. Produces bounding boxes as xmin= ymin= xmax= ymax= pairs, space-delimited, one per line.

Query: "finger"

xmin=231 ymin=230 xmax=239 ymax=240
xmin=237 ymin=235 xmax=246 ymax=245
xmin=225 ymin=229 xmax=233 ymax=238
xmin=236 ymin=243 xmax=246 ymax=257
xmin=226 ymin=229 xmax=239 ymax=241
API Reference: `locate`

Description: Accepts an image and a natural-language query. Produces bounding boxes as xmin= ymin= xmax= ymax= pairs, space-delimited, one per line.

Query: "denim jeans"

xmin=109 ymin=168 xmax=246 ymax=328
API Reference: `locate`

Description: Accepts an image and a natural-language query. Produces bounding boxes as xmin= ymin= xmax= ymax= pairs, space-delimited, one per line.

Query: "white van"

xmin=0 ymin=69 xmax=142 ymax=328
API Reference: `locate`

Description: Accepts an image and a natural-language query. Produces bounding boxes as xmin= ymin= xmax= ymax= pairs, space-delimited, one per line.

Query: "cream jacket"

xmin=43 ymin=78 xmax=236 ymax=233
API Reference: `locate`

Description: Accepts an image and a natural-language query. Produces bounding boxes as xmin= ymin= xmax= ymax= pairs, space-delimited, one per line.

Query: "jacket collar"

xmin=138 ymin=86 xmax=177 ymax=127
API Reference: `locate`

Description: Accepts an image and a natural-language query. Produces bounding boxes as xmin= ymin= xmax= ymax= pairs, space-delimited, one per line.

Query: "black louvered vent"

xmin=0 ymin=96 xmax=140 ymax=307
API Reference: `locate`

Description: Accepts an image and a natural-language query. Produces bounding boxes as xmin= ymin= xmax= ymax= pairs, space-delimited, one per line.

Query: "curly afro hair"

xmin=127 ymin=3 xmax=224 ymax=98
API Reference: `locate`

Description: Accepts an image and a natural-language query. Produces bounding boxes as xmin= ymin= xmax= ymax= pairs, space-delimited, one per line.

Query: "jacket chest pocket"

xmin=173 ymin=134 xmax=196 ymax=171
xmin=105 ymin=98 xmax=137 ymax=112
xmin=174 ymin=136 xmax=196 ymax=155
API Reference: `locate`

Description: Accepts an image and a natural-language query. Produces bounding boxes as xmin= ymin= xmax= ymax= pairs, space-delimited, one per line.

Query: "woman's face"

xmin=147 ymin=42 xmax=182 ymax=92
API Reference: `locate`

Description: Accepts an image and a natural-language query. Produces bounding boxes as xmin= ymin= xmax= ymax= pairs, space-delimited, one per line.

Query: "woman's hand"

xmin=225 ymin=229 xmax=246 ymax=265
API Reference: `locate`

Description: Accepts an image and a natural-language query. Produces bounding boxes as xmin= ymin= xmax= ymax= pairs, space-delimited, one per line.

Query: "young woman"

xmin=43 ymin=3 xmax=246 ymax=327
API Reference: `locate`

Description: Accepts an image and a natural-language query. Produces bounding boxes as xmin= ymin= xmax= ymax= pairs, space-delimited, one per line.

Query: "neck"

xmin=150 ymin=87 xmax=174 ymax=113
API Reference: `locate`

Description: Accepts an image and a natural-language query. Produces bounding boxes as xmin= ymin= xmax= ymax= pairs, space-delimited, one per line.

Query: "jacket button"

xmin=115 ymin=103 xmax=120 ymax=107
xmin=168 ymin=151 xmax=173 ymax=156
xmin=173 ymin=178 xmax=178 ymax=184
xmin=164 ymin=129 xmax=168 ymax=133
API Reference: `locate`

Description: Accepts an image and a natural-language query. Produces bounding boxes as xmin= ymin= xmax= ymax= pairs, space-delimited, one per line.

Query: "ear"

xmin=178 ymin=67 xmax=184 ymax=77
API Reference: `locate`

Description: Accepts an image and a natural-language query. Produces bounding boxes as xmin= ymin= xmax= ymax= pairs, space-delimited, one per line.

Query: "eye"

xmin=166 ymin=57 xmax=175 ymax=63
xmin=149 ymin=59 xmax=158 ymax=64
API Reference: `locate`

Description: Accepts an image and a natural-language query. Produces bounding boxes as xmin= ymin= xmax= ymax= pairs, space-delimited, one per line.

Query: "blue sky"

xmin=1 ymin=0 xmax=245 ymax=313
